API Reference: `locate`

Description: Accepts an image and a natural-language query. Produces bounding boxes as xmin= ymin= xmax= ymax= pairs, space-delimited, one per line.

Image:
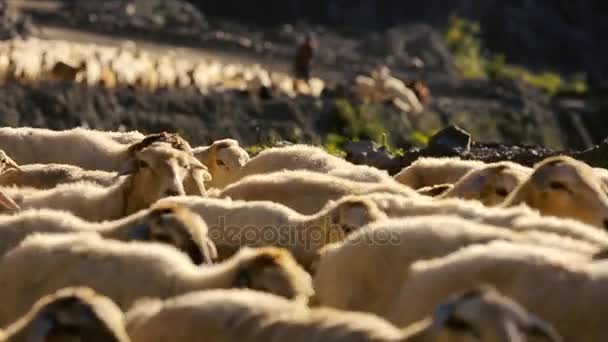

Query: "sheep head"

xmin=426 ymin=286 xmax=562 ymax=342
xmin=193 ymin=139 xmax=250 ymax=189
xmin=120 ymin=143 xmax=210 ymax=215
xmin=504 ymin=156 xmax=608 ymax=229
xmin=324 ymin=196 xmax=387 ymax=242
xmin=231 ymin=247 xmax=314 ymax=303
xmin=129 ymin=203 xmax=218 ymax=266
xmin=442 ymin=162 xmax=530 ymax=206
xmin=3 ymin=287 xmax=129 ymax=342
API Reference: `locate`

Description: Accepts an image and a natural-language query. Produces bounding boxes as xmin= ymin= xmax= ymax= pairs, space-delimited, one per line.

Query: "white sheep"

xmin=0 ymin=204 xmax=215 ymax=265
xmin=0 ymin=128 xmax=196 ymax=172
xmin=312 ymin=215 xmax=593 ymax=318
xmin=216 ymin=170 xmax=420 ymax=215
xmin=503 ymin=156 xmax=608 ymax=228
xmin=0 ymin=233 xmax=313 ymax=326
xmin=394 ymin=157 xmax=491 ymax=189
xmin=0 ymin=163 xmax=117 ymax=189
xmin=358 ymin=193 xmax=608 ymax=247
xmin=0 ymin=287 xmax=130 ymax=342
xmin=126 ymin=287 xmax=561 ymax=342
xmin=156 ymin=195 xmax=386 ymax=269
xmin=388 ymin=240 xmax=605 ymax=341
xmin=439 ymin=161 xmax=531 ymax=206
xmin=192 ymin=139 xmax=250 ymax=189
xmin=0 ymin=142 xmax=207 ymax=221
xmin=226 ymin=145 xmax=394 ymax=187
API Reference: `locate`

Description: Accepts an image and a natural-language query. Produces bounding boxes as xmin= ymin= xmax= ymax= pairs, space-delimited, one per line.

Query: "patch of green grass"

xmin=445 ymin=14 xmax=588 ymax=95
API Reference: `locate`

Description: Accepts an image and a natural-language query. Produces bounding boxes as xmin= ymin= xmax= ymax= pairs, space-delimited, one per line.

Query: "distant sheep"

xmin=440 ymin=161 xmax=531 ymax=206
xmin=0 ymin=233 xmax=313 ymax=326
xmin=0 ymin=287 xmax=130 ymax=342
xmin=388 ymin=240 xmax=604 ymax=341
xmin=216 ymin=170 xmax=420 ymax=215
xmin=0 ymin=143 xmax=207 ymax=221
xmin=156 ymin=196 xmax=385 ymax=269
xmin=359 ymin=193 xmax=608 ymax=247
xmin=312 ymin=215 xmax=592 ymax=318
xmin=503 ymin=156 xmax=608 ymax=228
xmin=192 ymin=139 xmax=250 ymax=189
xmin=126 ymin=287 xmax=560 ymax=342
xmin=394 ymin=157 xmax=486 ymax=189
xmin=0 ymin=204 xmax=215 ymax=265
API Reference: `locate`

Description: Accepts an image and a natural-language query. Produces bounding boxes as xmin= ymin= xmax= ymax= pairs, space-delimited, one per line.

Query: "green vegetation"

xmin=445 ymin=14 xmax=587 ymax=95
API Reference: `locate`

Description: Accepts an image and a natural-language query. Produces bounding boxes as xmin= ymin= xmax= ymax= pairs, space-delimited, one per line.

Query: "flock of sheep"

xmin=0 ymin=38 xmax=326 ymax=98
xmin=0 ymin=126 xmax=606 ymax=341
xmin=0 ymin=37 xmax=431 ymax=114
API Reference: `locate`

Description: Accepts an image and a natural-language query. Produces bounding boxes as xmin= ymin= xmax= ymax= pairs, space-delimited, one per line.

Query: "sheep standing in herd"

xmin=126 ymin=287 xmax=560 ymax=342
xmin=0 ymin=204 xmax=216 ymax=264
xmin=0 ymin=142 xmax=205 ymax=221
xmin=1 ymin=123 xmax=607 ymax=341
xmin=157 ymin=196 xmax=385 ymax=269
xmin=0 ymin=233 xmax=313 ymax=326
xmin=0 ymin=287 xmax=130 ymax=342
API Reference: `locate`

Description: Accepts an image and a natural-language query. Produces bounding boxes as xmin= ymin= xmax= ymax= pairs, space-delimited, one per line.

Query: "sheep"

xmin=0 ymin=142 xmax=207 ymax=221
xmin=394 ymin=157 xmax=486 ymax=189
xmin=0 ymin=287 xmax=130 ymax=342
xmin=388 ymin=240 xmax=607 ymax=341
xmin=0 ymin=204 xmax=215 ymax=265
xmin=155 ymin=196 xmax=386 ymax=269
xmin=358 ymin=193 xmax=608 ymax=247
xmin=0 ymin=128 xmax=194 ymax=172
xmin=503 ymin=156 xmax=608 ymax=228
xmin=0 ymin=163 xmax=117 ymax=189
xmin=225 ymin=145 xmax=394 ymax=187
xmin=192 ymin=139 xmax=250 ymax=189
xmin=216 ymin=170 xmax=420 ymax=215
xmin=312 ymin=216 xmax=592 ymax=318
xmin=0 ymin=233 xmax=313 ymax=326
xmin=439 ymin=161 xmax=531 ymax=206
xmin=126 ymin=287 xmax=561 ymax=342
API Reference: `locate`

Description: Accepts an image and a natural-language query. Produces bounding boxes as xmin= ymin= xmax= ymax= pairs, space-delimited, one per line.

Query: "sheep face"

xmin=130 ymin=205 xmax=217 ymax=265
xmin=195 ymin=139 xmax=249 ymax=189
xmin=429 ymin=287 xmax=561 ymax=342
xmin=326 ymin=198 xmax=387 ymax=241
xmin=444 ymin=164 xmax=529 ymax=206
xmin=9 ymin=287 xmax=128 ymax=342
xmin=122 ymin=143 xmax=208 ymax=214
xmin=506 ymin=157 xmax=608 ymax=228
xmin=232 ymin=247 xmax=314 ymax=303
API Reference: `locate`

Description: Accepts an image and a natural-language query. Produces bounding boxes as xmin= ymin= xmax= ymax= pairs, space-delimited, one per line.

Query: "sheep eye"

xmin=495 ymin=188 xmax=508 ymax=197
xmin=342 ymin=225 xmax=356 ymax=235
xmin=549 ymin=181 xmax=567 ymax=191
xmin=217 ymin=160 xmax=226 ymax=167
xmin=137 ymin=160 xmax=149 ymax=169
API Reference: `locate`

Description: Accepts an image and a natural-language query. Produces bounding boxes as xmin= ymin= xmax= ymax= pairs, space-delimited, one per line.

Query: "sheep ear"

xmin=118 ymin=159 xmax=139 ymax=176
xmin=202 ymin=238 xmax=218 ymax=264
xmin=0 ymin=189 xmax=20 ymax=211
xmin=192 ymin=166 xmax=212 ymax=182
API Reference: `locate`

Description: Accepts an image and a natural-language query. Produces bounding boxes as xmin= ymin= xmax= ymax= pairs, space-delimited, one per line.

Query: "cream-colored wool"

xmin=0 ymin=287 xmax=130 ymax=342
xmin=0 ymin=233 xmax=313 ymax=326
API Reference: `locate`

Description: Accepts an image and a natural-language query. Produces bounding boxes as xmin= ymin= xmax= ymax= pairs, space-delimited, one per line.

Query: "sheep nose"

xmin=164 ymin=189 xmax=181 ymax=197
